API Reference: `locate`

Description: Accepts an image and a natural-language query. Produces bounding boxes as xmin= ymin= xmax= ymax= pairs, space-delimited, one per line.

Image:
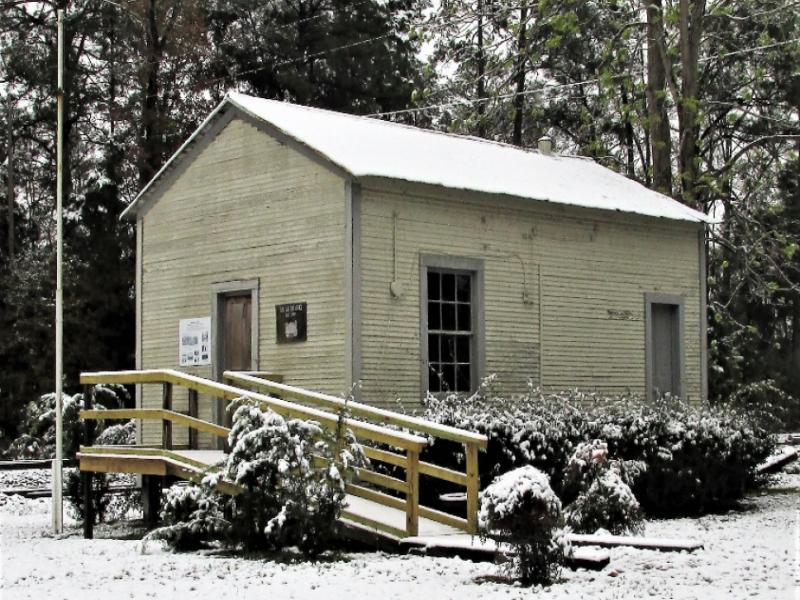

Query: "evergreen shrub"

xmin=65 ymin=418 xmax=138 ymax=523
xmin=479 ymin=466 xmax=566 ymax=585
xmin=422 ymin=380 xmax=773 ymax=516
xmin=5 ymin=384 xmax=130 ymax=459
xmin=561 ymin=440 xmax=643 ymax=534
xmin=150 ymin=483 xmax=228 ymax=551
xmin=150 ymin=399 xmax=366 ymax=557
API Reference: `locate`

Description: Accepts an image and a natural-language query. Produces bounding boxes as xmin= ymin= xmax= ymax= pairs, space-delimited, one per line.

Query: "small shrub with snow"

xmin=423 ymin=379 xmax=774 ymax=516
xmin=5 ymin=384 xmax=130 ymax=459
xmin=95 ymin=419 xmax=136 ymax=445
xmin=148 ymin=483 xmax=228 ymax=551
xmin=561 ymin=441 xmax=643 ymax=535
xmin=65 ymin=419 xmax=139 ymax=523
xmin=217 ymin=399 xmax=365 ymax=556
xmin=565 ymin=469 xmax=643 ymax=536
xmin=726 ymin=379 xmax=796 ymax=433
xmin=65 ymin=469 xmax=113 ymax=523
xmin=479 ymin=466 xmax=566 ymax=585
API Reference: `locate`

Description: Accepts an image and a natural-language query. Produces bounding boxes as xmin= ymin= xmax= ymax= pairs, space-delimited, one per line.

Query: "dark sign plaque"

xmin=276 ymin=302 xmax=307 ymax=343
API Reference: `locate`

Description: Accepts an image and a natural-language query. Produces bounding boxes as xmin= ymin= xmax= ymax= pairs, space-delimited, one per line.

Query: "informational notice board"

xmin=179 ymin=316 xmax=211 ymax=366
xmin=276 ymin=302 xmax=307 ymax=343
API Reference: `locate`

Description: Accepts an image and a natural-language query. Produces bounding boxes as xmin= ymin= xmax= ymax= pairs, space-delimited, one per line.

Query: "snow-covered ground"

xmin=1 ymin=470 xmax=798 ymax=600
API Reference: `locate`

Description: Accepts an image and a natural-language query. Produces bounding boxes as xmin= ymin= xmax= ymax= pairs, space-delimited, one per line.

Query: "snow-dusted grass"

xmin=1 ymin=472 xmax=798 ymax=600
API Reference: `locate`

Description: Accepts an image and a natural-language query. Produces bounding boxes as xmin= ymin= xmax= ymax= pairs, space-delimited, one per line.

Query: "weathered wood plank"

xmin=356 ymin=468 xmax=409 ymax=494
xmin=465 ymin=443 xmax=480 ymax=535
xmin=362 ymin=446 xmax=407 ymax=468
xmin=80 ymin=408 xmax=230 ymax=439
xmin=406 ymin=450 xmax=420 ymax=536
xmin=418 ymin=461 xmax=468 ymax=486
xmin=756 ymin=447 xmax=799 ymax=475
xmin=418 ymin=505 xmax=469 ymax=531
xmin=566 ymin=533 xmax=704 ymax=552
xmin=346 ymin=483 xmax=407 ymax=511
xmin=341 ymin=510 xmax=407 ymax=540
xmin=78 ymin=454 xmax=167 ymax=476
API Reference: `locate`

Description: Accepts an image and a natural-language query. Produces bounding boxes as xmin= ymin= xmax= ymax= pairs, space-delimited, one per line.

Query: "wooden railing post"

xmin=405 ymin=450 xmax=420 ymax=537
xmin=162 ymin=383 xmax=172 ymax=450
xmin=187 ymin=389 xmax=198 ymax=449
xmin=465 ymin=442 xmax=479 ymax=535
xmin=82 ymin=384 xmax=95 ymax=539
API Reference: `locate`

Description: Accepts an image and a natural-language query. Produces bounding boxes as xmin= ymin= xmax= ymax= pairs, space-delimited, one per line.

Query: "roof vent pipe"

xmin=538 ymin=135 xmax=553 ymax=155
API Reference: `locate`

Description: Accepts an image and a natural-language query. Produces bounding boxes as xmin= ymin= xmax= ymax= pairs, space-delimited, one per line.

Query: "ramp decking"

xmin=77 ymin=369 xmax=488 ymax=546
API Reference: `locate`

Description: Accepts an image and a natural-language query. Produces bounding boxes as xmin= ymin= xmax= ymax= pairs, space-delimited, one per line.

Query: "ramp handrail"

xmin=79 ymin=369 xmax=487 ymax=536
xmin=81 ymin=369 xmax=427 ymax=450
xmin=224 ymin=371 xmax=488 ymax=447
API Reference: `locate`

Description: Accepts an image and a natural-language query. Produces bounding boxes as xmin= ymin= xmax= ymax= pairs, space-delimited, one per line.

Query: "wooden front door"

xmin=220 ymin=294 xmax=252 ymax=427
xmin=222 ymin=294 xmax=252 ymax=373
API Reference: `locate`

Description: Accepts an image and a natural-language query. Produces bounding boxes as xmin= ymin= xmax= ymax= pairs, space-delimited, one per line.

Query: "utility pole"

xmin=52 ymin=7 xmax=65 ymax=535
xmin=5 ymin=96 xmax=13 ymax=260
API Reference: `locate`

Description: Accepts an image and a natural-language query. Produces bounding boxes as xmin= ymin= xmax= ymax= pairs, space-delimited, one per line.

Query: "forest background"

xmin=1 ymin=0 xmax=798 ymax=441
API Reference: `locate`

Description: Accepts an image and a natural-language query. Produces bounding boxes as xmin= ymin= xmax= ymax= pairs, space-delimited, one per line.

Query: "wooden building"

xmin=122 ymin=93 xmax=710 ymax=448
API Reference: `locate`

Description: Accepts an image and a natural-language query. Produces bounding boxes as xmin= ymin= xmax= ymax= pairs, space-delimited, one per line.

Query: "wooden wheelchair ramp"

xmin=77 ymin=369 xmax=487 ymax=546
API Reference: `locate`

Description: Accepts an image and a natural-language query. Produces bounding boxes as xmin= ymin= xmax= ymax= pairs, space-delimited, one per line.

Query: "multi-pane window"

xmin=427 ymin=269 xmax=473 ymax=393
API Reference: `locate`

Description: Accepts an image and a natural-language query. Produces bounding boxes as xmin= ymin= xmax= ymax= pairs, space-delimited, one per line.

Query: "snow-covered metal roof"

xmin=123 ymin=92 xmax=710 ymax=223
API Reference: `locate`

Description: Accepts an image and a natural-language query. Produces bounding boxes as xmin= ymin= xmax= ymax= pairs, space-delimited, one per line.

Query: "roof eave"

xmin=121 ymin=94 xmax=356 ymax=221
xmin=120 ymin=97 xmax=232 ymax=221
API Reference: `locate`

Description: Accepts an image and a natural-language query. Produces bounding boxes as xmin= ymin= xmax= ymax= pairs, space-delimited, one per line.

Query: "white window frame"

xmin=420 ymin=254 xmax=485 ymax=396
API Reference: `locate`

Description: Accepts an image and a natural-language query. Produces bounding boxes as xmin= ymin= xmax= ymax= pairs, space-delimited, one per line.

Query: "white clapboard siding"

xmin=140 ymin=118 xmax=347 ymax=447
xmin=357 ymin=180 xmax=702 ymax=408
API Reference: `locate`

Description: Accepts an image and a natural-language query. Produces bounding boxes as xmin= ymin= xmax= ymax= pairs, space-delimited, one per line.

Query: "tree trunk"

xmin=512 ymin=4 xmax=529 ymax=147
xmin=645 ymin=0 xmax=672 ymax=194
xmin=792 ymin=292 xmax=800 ymax=387
xmin=677 ymin=0 xmax=705 ymax=208
xmin=476 ymin=0 xmax=486 ymax=138
xmin=6 ymin=97 xmax=14 ymax=260
xmin=139 ymin=0 xmax=163 ymax=188
xmin=620 ymin=86 xmax=636 ymax=178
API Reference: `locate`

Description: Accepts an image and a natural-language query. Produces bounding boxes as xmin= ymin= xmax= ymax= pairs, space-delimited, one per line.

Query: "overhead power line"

xmin=700 ymin=37 xmax=800 ymax=62
xmin=368 ymin=37 xmax=800 ymax=118
xmin=367 ymin=77 xmax=609 ymax=117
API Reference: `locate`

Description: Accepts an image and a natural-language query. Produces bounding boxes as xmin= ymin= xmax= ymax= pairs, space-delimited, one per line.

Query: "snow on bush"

xmin=479 ymin=466 xmax=566 ymax=585
xmin=727 ymin=379 xmax=796 ymax=433
xmin=565 ymin=469 xmax=643 ymax=536
xmin=422 ymin=379 xmax=774 ymax=516
xmin=95 ymin=420 xmax=136 ymax=445
xmin=216 ymin=399 xmax=365 ymax=555
xmin=152 ymin=399 xmax=366 ymax=557
xmin=5 ymin=384 xmax=130 ymax=459
xmin=147 ymin=483 xmax=228 ymax=551
xmin=561 ymin=440 xmax=643 ymax=535
xmin=66 ymin=420 xmax=139 ymax=524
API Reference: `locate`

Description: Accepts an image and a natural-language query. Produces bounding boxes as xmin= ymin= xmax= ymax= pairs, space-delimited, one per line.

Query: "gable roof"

xmin=122 ymin=92 xmax=710 ymax=223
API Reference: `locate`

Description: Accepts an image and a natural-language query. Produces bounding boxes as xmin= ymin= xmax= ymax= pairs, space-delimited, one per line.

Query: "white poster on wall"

xmin=179 ymin=316 xmax=211 ymax=366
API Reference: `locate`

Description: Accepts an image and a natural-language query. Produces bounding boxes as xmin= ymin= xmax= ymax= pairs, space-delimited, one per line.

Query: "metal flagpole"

xmin=52 ymin=7 xmax=64 ymax=535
